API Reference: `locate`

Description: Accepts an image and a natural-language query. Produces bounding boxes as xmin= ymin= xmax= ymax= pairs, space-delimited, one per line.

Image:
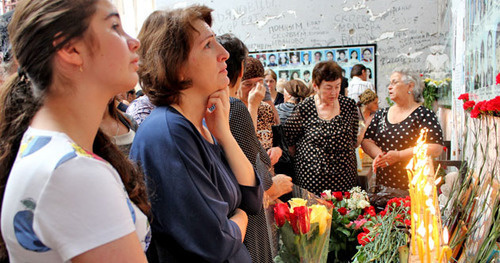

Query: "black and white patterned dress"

xmin=284 ymin=95 xmax=359 ymax=196
xmin=229 ymin=97 xmax=274 ymax=263
xmin=364 ymin=106 xmax=444 ymax=189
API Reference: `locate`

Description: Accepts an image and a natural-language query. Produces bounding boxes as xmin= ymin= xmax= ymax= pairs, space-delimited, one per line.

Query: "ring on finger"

xmin=385 ymin=161 xmax=389 ymax=167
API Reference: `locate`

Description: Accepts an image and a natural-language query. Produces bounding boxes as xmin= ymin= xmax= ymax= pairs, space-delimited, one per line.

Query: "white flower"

xmin=347 ymin=199 xmax=357 ymax=210
xmin=321 ymin=190 xmax=332 ymax=200
xmin=357 ymin=200 xmax=370 ymax=209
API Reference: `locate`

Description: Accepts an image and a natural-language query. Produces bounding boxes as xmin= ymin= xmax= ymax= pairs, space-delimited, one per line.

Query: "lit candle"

xmin=417 ymin=237 xmax=425 ymax=263
xmin=433 ymin=216 xmax=440 ymax=260
xmin=411 ymin=212 xmax=417 ymax=255
xmin=439 ymin=227 xmax=452 ymax=262
xmin=424 ymin=208 xmax=430 ymax=262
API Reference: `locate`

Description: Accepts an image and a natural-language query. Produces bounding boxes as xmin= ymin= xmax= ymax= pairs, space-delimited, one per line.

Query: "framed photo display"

xmin=249 ymin=44 xmax=377 ymax=91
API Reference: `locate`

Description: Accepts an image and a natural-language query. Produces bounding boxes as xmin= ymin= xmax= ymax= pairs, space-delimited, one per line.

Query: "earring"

xmin=79 ymin=65 xmax=83 ymax=72
xmin=408 ymin=91 xmax=412 ymax=94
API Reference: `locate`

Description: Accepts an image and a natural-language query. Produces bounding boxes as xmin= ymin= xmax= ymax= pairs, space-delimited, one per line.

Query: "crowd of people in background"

xmin=0 ymin=1 xmax=444 ymax=262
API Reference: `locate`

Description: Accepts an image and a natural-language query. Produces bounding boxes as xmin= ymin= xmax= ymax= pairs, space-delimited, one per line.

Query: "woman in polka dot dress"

xmin=284 ymin=61 xmax=359 ymax=196
xmin=362 ymin=68 xmax=444 ymax=190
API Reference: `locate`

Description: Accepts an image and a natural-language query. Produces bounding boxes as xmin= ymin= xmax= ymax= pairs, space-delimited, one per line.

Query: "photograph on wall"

xmin=464 ymin=0 xmax=500 ymax=100
xmin=336 ymin=49 xmax=347 ymax=64
xmin=250 ymin=44 xmax=377 ymax=88
xmin=301 ymin=51 xmax=312 ymax=65
xmin=348 ymin=48 xmax=361 ymax=64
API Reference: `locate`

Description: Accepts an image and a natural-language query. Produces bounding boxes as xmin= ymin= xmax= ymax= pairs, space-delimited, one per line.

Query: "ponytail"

xmin=0 ymin=74 xmax=150 ymax=259
xmin=0 ymin=72 xmax=42 ymax=259
xmin=93 ymin=131 xmax=150 ymax=215
xmin=0 ymin=0 xmax=149 ymax=260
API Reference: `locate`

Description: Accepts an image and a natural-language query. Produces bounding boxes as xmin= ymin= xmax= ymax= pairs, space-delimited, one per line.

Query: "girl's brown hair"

xmin=264 ymin=68 xmax=277 ymax=82
xmin=283 ymin=79 xmax=312 ymax=103
xmin=0 ymin=0 xmax=149 ymax=258
xmin=137 ymin=5 xmax=213 ymax=106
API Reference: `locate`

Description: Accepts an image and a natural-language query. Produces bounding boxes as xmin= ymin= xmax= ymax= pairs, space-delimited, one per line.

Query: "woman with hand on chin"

xmin=362 ymin=68 xmax=443 ymax=190
xmin=130 ymin=6 xmax=262 ymax=263
xmin=284 ymin=61 xmax=359 ymax=196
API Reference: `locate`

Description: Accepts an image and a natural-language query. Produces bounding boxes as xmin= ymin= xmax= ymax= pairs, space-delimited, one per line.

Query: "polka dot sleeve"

xmin=283 ymin=103 xmax=304 ymax=147
xmin=363 ymin=108 xmax=384 ymax=141
xmin=346 ymin=97 xmax=360 ymax=147
xmin=416 ymin=107 xmax=444 ymax=145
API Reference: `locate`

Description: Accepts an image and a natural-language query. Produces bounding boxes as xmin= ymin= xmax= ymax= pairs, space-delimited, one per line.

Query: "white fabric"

xmin=347 ymin=76 xmax=375 ymax=103
xmin=1 ymin=128 xmax=150 ymax=263
xmin=113 ymin=129 xmax=135 ymax=146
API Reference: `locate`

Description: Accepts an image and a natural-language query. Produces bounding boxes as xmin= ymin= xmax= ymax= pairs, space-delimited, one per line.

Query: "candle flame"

xmin=443 ymin=227 xmax=449 ymax=244
xmin=426 ymin=198 xmax=433 ymax=208
xmin=435 ymin=177 xmax=442 ymax=185
xmin=418 ymin=224 xmax=426 ymax=237
xmin=429 ymin=205 xmax=436 ymax=215
xmin=407 ymin=128 xmax=445 ymax=258
xmin=406 ymin=159 xmax=414 ymax=170
xmin=424 ymin=184 xmax=432 ymax=195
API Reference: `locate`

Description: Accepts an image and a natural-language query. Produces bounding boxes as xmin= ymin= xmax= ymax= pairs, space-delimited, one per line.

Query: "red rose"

xmin=471 ymin=101 xmax=485 ymax=118
xmin=273 ymin=203 xmax=290 ymax=227
xmin=404 ymin=219 xmax=411 ymax=226
xmin=333 ymin=192 xmax=343 ymax=201
xmin=379 ymin=210 xmax=387 ymax=217
xmin=337 ymin=207 xmax=347 ymax=216
xmin=290 ymin=206 xmax=310 ymax=234
xmin=395 ymin=214 xmax=403 ymax=221
xmin=344 ymin=192 xmax=351 ymax=199
xmin=496 ymin=73 xmax=500 ymax=85
xmin=480 ymin=100 xmax=489 ymax=111
xmin=458 ymin=93 xmax=469 ymax=101
xmin=386 ymin=197 xmax=402 ymax=211
xmin=357 ymin=232 xmax=371 ymax=246
xmin=363 ymin=227 xmax=370 ymax=233
xmin=485 ymin=97 xmax=500 ymax=112
xmin=363 ymin=206 xmax=376 ymax=217
xmin=471 ymin=107 xmax=480 ymax=118
xmin=463 ymin=100 xmax=475 ymax=111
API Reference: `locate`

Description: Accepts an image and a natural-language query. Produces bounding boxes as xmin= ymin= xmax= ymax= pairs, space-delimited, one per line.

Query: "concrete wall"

xmin=155 ymin=0 xmax=447 ymax=106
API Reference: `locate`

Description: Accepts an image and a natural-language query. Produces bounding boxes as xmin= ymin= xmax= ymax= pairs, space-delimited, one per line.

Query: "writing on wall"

xmin=155 ymin=0 xmax=445 ymax=105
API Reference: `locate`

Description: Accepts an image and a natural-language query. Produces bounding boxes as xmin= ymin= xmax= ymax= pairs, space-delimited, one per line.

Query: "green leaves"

xmin=352 ymin=206 xmax=409 ymax=263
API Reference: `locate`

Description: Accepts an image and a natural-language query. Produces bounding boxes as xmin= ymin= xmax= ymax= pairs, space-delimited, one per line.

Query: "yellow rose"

xmin=310 ymin=204 xmax=332 ymax=235
xmin=288 ymin=198 xmax=308 ymax=211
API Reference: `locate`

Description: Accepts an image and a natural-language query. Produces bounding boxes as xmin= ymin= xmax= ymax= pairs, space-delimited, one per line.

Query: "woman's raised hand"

xmin=248 ymin=82 xmax=266 ymax=108
xmin=205 ymin=88 xmax=231 ymax=143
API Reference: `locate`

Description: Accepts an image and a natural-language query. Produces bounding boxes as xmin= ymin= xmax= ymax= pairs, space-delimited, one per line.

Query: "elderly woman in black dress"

xmin=361 ymin=68 xmax=443 ymax=190
xmin=284 ymin=61 xmax=359 ymax=195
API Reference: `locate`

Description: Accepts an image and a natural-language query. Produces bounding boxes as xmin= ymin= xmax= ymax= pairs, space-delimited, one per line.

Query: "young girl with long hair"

xmin=0 ymin=0 xmax=150 ymax=262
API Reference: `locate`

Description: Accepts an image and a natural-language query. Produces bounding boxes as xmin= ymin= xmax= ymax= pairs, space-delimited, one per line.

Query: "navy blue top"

xmin=130 ymin=106 xmax=263 ymax=263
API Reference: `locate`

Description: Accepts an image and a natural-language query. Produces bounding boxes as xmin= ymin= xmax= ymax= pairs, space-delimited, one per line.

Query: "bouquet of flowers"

xmin=320 ymin=187 xmax=373 ymax=262
xmin=458 ymin=93 xmax=500 ymax=118
xmin=353 ymin=196 xmax=411 ymax=263
xmin=423 ymin=77 xmax=452 ymax=109
xmin=273 ymin=197 xmax=333 ymax=263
